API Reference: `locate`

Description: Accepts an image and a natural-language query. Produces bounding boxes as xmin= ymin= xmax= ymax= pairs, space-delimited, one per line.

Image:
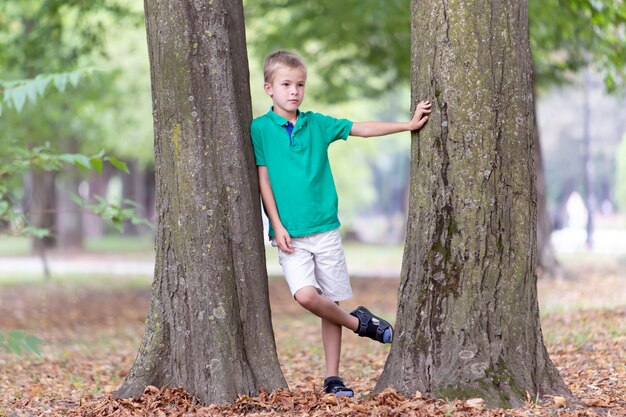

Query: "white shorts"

xmin=272 ymin=228 xmax=352 ymax=302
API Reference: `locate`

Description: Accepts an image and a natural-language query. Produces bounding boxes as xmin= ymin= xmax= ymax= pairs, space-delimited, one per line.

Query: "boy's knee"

xmin=294 ymin=287 xmax=319 ymax=310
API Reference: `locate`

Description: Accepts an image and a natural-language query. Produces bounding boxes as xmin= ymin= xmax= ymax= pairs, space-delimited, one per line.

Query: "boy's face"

xmin=264 ymin=66 xmax=306 ymax=118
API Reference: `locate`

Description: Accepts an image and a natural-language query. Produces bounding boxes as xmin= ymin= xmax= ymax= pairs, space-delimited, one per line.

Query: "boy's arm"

xmin=350 ymin=100 xmax=432 ymax=138
xmin=258 ymin=166 xmax=294 ymax=254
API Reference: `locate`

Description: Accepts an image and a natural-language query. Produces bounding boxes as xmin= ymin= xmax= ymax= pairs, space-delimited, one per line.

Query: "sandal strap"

xmin=350 ymin=306 xmax=372 ymax=336
xmin=350 ymin=306 xmax=392 ymax=343
xmin=323 ymin=376 xmax=354 ymax=396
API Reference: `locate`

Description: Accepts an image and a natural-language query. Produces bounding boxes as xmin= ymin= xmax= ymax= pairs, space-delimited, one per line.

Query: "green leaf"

xmin=32 ymin=75 xmax=50 ymax=96
xmin=22 ymin=226 xmax=51 ymax=239
xmin=25 ymin=335 xmax=45 ymax=356
xmin=60 ymin=153 xmax=92 ymax=171
xmin=53 ymin=73 xmax=68 ymax=93
xmin=0 ymin=330 xmax=44 ymax=356
xmin=10 ymin=85 xmax=27 ymax=112
xmin=89 ymin=157 xmax=103 ymax=175
xmin=106 ymin=157 xmax=129 ymax=174
xmin=122 ymin=198 xmax=141 ymax=208
xmin=69 ymin=192 xmax=85 ymax=207
xmin=24 ymin=81 xmax=40 ymax=104
xmin=7 ymin=330 xmax=25 ymax=355
xmin=69 ymin=71 xmax=81 ymax=87
xmin=111 ymin=216 xmax=124 ymax=232
xmin=0 ymin=201 xmax=9 ymax=216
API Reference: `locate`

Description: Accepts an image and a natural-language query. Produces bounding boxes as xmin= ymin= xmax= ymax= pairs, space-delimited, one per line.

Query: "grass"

xmin=264 ymin=240 xmax=404 ymax=271
xmin=541 ymin=308 xmax=625 ymax=347
xmin=0 ymin=272 xmax=152 ymax=288
xmin=0 ymin=236 xmax=31 ymax=256
xmin=0 ymin=235 xmax=154 ymax=257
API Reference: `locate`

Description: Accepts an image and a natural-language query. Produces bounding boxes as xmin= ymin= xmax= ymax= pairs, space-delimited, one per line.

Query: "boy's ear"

xmin=263 ymin=83 xmax=273 ymax=97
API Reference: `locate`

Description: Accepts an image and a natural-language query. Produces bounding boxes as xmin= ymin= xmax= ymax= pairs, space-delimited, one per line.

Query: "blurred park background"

xmin=1 ymin=1 xmax=626 ymax=276
xmin=0 ymin=1 xmax=625 ymax=415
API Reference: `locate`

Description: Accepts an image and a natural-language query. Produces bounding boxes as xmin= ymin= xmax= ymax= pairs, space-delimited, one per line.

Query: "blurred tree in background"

xmin=1 ymin=0 xmax=624 ymax=257
xmin=0 ymin=1 xmax=152 ymax=252
xmin=245 ymin=0 xmax=626 ymax=256
xmin=617 ymin=134 xmax=626 ymax=212
xmin=246 ymin=0 xmax=625 ymax=99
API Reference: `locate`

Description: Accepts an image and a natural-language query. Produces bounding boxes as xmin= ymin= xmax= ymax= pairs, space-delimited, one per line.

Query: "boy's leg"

xmin=321 ymin=311 xmax=341 ymax=377
xmin=294 ymin=286 xmax=358 ymax=331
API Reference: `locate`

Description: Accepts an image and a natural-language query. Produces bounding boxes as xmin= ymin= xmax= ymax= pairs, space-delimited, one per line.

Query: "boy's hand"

xmin=275 ymin=225 xmax=294 ymax=254
xmin=409 ymin=100 xmax=432 ymax=131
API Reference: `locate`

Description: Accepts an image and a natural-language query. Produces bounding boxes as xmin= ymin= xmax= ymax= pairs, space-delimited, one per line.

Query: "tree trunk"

xmin=57 ymin=170 xmax=84 ymax=251
xmin=84 ymin=164 xmax=114 ymax=238
xmin=28 ymin=170 xmax=57 ymax=252
xmin=144 ymin=164 xmax=157 ymax=225
xmin=57 ymin=138 xmax=84 ymax=250
xmin=534 ymin=103 xmax=561 ymax=277
xmin=376 ymin=0 xmax=570 ymax=407
xmin=115 ymin=0 xmax=286 ymax=404
xmin=582 ymin=66 xmax=594 ymax=248
xmin=122 ymin=160 xmax=148 ymax=236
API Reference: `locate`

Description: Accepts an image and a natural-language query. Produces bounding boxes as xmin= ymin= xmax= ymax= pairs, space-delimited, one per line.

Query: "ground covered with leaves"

xmin=0 ymin=262 xmax=624 ymax=416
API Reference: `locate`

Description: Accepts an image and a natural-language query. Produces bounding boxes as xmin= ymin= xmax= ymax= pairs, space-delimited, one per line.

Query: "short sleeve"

xmin=250 ymin=120 xmax=266 ymax=166
xmin=319 ymin=114 xmax=353 ymax=145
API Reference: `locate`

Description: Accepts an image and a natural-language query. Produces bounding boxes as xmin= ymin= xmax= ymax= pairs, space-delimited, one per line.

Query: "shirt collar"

xmin=267 ymin=107 xmax=305 ymax=127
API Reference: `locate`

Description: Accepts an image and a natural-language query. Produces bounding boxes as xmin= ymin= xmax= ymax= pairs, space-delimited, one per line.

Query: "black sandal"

xmin=323 ymin=376 xmax=354 ymax=397
xmin=350 ymin=306 xmax=393 ymax=343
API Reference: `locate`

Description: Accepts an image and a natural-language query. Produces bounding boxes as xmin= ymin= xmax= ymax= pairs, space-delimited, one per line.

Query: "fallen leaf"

xmin=466 ymin=398 xmax=485 ymax=409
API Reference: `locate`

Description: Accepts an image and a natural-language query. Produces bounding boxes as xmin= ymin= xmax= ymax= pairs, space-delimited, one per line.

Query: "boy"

xmin=250 ymin=50 xmax=431 ymax=397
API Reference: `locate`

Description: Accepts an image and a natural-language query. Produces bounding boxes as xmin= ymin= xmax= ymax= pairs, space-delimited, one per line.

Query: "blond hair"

xmin=263 ymin=50 xmax=307 ymax=83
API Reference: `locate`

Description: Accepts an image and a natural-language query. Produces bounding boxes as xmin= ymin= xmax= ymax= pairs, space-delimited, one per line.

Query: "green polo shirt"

xmin=251 ymin=108 xmax=353 ymax=238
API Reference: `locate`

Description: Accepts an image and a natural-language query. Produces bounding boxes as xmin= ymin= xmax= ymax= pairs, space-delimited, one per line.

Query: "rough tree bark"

xmin=376 ymin=0 xmax=570 ymax=407
xmin=115 ymin=0 xmax=287 ymax=404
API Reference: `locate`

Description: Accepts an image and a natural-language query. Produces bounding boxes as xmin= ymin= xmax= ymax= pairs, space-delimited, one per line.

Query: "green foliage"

xmin=616 ymin=135 xmax=626 ymax=212
xmin=245 ymin=0 xmax=408 ymax=102
xmin=0 ymin=1 xmax=152 ymax=164
xmin=0 ymin=139 xmax=144 ymax=238
xmin=0 ymin=1 xmax=140 ymax=76
xmin=0 ymin=1 xmax=152 ymax=238
xmin=529 ymin=0 xmax=626 ymax=92
xmin=70 ymin=194 xmax=153 ymax=233
xmin=245 ymin=0 xmax=626 ymax=228
xmin=0 ymin=330 xmax=44 ymax=356
xmin=245 ymin=0 xmax=626 ymax=99
xmin=0 ymin=68 xmax=96 ymax=116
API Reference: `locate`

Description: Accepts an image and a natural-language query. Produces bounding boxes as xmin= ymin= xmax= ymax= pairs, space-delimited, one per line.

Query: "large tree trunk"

xmin=376 ymin=0 xmax=570 ymax=407
xmin=115 ymin=0 xmax=286 ymax=404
